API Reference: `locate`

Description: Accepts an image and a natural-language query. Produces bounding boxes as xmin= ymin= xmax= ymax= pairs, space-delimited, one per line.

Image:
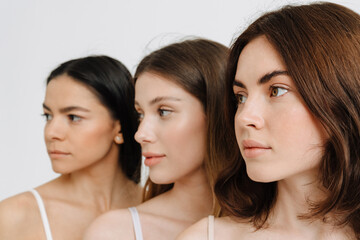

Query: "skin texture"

xmin=233 ymin=36 xmax=327 ymax=183
xmin=177 ymin=36 xmax=354 ymax=240
xmin=0 ymin=75 xmax=142 ymax=240
xmin=84 ymin=72 xmax=212 ymax=240
xmin=44 ymin=75 xmax=122 ymax=174
xmin=134 ymin=72 xmax=207 ymax=184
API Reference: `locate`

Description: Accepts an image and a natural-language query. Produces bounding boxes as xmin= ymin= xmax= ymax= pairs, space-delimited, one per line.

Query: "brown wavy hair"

xmin=215 ymin=2 xmax=360 ymax=235
xmin=134 ymin=38 xmax=238 ymax=213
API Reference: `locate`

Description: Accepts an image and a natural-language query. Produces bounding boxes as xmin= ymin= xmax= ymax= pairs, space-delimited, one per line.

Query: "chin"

xmin=246 ymin=169 xmax=277 ymax=183
xmin=148 ymin=173 xmax=175 ymax=185
xmin=51 ymin=164 xmax=73 ymax=175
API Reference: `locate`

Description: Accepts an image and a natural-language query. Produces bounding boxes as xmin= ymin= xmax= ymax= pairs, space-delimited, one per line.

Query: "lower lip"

xmin=242 ymin=148 xmax=271 ymax=158
xmin=144 ymin=156 xmax=164 ymax=167
xmin=49 ymin=153 xmax=70 ymax=159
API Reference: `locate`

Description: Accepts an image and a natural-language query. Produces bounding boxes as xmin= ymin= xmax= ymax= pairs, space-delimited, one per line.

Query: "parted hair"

xmin=215 ymin=2 xmax=360 ymax=235
xmin=47 ymin=55 xmax=142 ymax=183
xmin=134 ymin=38 xmax=237 ymax=212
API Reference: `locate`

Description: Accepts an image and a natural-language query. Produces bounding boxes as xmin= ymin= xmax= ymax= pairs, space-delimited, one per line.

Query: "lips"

xmin=48 ymin=150 xmax=71 ymax=159
xmin=142 ymin=152 xmax=165 ymax=167
xmin=241 ymin=139 xmax=271 ymax=158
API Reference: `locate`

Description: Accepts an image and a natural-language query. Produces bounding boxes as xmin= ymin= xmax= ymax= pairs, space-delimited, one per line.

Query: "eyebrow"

xmin=135 ymin=96 xmax=181 ymax=106
xmin=233 ymin=70 xmax=288 ymax=88
xmin=42 ymin=103 xmax=90 ymax=113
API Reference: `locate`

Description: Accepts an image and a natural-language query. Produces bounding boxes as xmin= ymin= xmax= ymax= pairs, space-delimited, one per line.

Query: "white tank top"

xmin=208 ymin=215 xmax=214 ymax=240
xmin=128 ymin=207 xmax=144 ymax=240
xmin=29 ymin=189 xmax=53 ymax=240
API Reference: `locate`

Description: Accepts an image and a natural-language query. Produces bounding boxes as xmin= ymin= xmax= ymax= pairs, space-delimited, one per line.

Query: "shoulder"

xmin=214 ymin=216 xmax=255 ymax=238
xmin=0 ymin=191 xmax=40 ymax=239
xmin=177 ymin=216 xmax=255 ymax=240
xmin=84 ymin=208 xmax=135 ymax=240
xmin=176 ymin=217 xmax=208 ymax=240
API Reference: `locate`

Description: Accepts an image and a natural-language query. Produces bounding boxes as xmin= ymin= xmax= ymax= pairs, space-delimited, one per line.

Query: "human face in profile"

xmin=233 ymin=36 xmax=327 ymax=183
xmin=43 ymin=75 xmax=121 ymax=174
xmin=134 ymin=72 xmax=207 ymax=184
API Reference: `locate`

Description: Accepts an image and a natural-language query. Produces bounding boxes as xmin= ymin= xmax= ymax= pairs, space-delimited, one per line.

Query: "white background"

xmin=1 ymin=0 xmax=359 ymax=201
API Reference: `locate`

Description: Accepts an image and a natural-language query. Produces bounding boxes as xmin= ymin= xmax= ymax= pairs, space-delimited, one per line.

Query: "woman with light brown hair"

xmin=179 ymin=2 xmax=360 ymax=239
xmin=84 ymin=38 xmax=237 ymax=240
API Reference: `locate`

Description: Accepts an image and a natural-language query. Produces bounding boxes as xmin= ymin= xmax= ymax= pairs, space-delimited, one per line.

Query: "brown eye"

xmin=270 ymin=87 xmax=288 ymax=97
xmin=235 ymin=94 xmax=247 ymax=104
xmin=271 ymin=88 xmax=278 ymax=97
xmin=158 ymin=108 xmax=172 ymax=117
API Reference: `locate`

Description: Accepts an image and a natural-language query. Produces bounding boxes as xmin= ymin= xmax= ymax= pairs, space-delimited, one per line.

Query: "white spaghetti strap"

xmin=29 ymin=189 xmax=53 ymax=240
xmin=129 ymin=207 xmax=144 ymax=240
xmin=208 ymin=215 xmax=214 ymax=240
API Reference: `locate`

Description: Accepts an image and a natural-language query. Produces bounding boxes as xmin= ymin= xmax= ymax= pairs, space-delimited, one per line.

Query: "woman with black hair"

xmin=0 ymin=55 xmax=142 ymax=240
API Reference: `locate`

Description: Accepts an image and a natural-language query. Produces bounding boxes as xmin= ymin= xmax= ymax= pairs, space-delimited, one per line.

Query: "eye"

xmin=235 ymin=93 xmax=247 ymax=105
xmin=158 ymin=108 xmax=172 ymax=117
xmin=270 ymin=86 xmax=288 ymax=97
xmin=69 ymin=115 xmax=81 ymax=122
xmin=137 ymin=112 xmax=144 ymax=122
xmin=42 ymin=113 xmax=52 ymax=121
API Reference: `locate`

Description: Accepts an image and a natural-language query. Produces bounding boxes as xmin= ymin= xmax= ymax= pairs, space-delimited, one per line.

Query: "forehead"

xmin=235 ymin=36 xmax=287 ymax=82
xmin=135 ymin=72 xmax=192 ymax=100
xmin=45 ymin=75 xmax=100 ymax=106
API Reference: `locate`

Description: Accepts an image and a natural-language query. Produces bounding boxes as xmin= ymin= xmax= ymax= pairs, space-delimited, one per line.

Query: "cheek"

xmin=234 ymin=111 xmax=242 ymax=145
xmin=273 ymin=105 xmax=326 ymax=158
xmin=73 ymin=125 xmax=115 ymax=154
xmin=166 ymin=116 xmax=206 ymax=161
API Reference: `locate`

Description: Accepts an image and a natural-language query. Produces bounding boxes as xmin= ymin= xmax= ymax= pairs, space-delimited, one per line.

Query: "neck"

xmin=55 ymin=153 xmax=141 ymax=213
xmin=269 ymin=171 xmax=353 ymax=238
xmin=165 ymin=166 xmax=213 ymax=222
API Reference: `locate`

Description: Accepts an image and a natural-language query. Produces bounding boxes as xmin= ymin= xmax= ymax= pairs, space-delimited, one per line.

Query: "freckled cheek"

xmin=274 ymin=109 xmax=323 ymax=151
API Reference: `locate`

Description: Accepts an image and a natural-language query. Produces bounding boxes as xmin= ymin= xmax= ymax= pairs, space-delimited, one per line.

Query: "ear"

xmin=114 ymin=134 xmax=124 ymax=144
xmin=114 ymin=120 xmax=124 ymax=144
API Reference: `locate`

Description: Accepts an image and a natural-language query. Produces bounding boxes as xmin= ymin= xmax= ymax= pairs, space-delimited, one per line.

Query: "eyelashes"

xmin=158 ymin=108 xmax=172 ymax=117
xmin=135 ymin=107 xmax=173 ymax=122
xmin=41 ymin=113 xmax=82 ymax=122
xmin=270 ymin=86 xmax=288 ymax=97
xmin=233 ymin=86 xmax=289 ymax=106
xmin=41 ymin=113 xmax=52 ymax=121
xmin=234 ymin=93 xmax=247 ymax=105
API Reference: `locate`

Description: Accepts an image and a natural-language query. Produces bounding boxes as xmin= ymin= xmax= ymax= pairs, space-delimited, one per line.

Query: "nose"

xmin=44 ymin=117 xmax=66 ymax=142
xmin=235 ymin=97 xmax=265 ymax=130
xmin=134 ymin=118 xmax=156 ymax=144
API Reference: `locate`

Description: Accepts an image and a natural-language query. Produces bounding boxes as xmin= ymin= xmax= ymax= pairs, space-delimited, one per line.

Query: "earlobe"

xmin=114 ymin=120 xmax=123 ymax=144
xmin=114 ymin=134 xmax=124 ymax=144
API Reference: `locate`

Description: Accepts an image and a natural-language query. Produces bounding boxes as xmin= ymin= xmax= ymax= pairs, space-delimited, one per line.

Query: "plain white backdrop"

xmin=1 ymin=0 xmax=359 ymax=201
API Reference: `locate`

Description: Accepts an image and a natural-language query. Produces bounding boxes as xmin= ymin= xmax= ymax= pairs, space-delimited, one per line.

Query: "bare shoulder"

xmin=214 ymin=216 xmax=255 ymax=238
xmin=84 ymin=208 xmax=135 ymax=240
xmin=0 ymin=191 xmax=40 ymax=239
xmin=176 ymin=217 xmax=208 ymax=240
xmin=178 ymin=215 xmax=255 ymax=240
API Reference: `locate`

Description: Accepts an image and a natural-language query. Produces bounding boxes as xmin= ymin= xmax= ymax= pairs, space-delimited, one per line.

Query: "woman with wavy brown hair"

xmin=85 ymin=38 xmax=237 ymax=240
xmin=179 ymin=2 xmax=360 ymax=239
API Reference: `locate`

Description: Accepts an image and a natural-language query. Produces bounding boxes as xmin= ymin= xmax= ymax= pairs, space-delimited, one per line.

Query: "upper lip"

xmin=142 ymin=152 xmax=165 ymax=158
xmin=242 ymin=139 xmax=271 ymax=149
xmin=49 ymin=150 xmax=70 ymax=154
